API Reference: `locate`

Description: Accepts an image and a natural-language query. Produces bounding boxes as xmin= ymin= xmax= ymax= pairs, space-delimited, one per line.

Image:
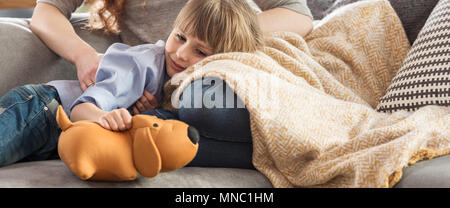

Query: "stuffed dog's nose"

xmin=187 ymin=126 xmax=200 ymax=144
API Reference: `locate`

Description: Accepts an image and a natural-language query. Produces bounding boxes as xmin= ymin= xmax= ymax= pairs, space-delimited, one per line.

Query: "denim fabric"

xmin=0 ymin=84 xmax=61 ymax=167
xmin=177 ymin=77 xmax=254 ymax=169
xmin=186 ymin=136 xmax=254 ymax=169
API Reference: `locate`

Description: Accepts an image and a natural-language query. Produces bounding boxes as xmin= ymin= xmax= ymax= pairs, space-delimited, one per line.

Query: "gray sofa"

xmin=0 ymin=0 xmax=449 ymax=188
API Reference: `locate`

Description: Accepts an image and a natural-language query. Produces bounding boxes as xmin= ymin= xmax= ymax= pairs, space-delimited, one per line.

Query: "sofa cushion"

xmin=0 ymin=160 xmax=272 ymax=188
xmin=307 ymin=0 xmax=335 ymax=20
xmin=395 ymin=154 xmax=450 ymax=188
xmin=389 ymin=0 xmax=439 ymax=44
xmin=0 ymin=13 xmax=120 ymax=95
xmin=377 ymin=0 xmax=450 ymax=113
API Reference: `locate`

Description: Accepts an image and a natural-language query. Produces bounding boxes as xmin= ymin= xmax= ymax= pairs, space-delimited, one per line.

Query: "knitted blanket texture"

xmin=163 ymin=0 xmax=450 ymax=187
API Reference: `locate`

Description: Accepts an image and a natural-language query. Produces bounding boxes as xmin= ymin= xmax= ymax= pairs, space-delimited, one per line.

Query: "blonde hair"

xmin=173 ymin=0 xmax=264 ymax=53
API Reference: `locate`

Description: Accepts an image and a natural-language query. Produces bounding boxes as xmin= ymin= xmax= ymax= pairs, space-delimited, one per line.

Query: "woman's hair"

xmin=173 ymin=0 xmax=264 ymax=53
xmin=87 ymin=0 xmax=128 ymax=34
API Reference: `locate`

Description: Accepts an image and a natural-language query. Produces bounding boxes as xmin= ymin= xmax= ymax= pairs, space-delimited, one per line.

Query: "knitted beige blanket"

xmin=163 ymin=0 xmax=450 ymax=187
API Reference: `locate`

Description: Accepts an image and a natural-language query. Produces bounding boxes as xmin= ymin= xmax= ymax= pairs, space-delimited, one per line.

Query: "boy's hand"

xmin=97 ymin=108 xmax=133 ymax=131
xmin=132 ymin=90 xmax=158 ymax=114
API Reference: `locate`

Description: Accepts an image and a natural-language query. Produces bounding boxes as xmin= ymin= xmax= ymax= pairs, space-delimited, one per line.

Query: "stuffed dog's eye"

xmin=153 ymin=123 xmax=158 ymax=127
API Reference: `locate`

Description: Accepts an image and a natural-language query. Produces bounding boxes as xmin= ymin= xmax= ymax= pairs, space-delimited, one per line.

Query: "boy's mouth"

xmin=169 ymin=57 xmax=186 ymax=72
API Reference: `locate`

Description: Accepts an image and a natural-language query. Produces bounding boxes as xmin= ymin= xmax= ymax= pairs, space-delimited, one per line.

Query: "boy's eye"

xmin=176 ymin=34 xmax=186 ymax=41
xmin=197 ymin=50 xmax=207 ymax=56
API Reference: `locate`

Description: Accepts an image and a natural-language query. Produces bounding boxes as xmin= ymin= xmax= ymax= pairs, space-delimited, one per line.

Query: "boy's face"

xmin=165 ymin=28 xmax=213 ymax=77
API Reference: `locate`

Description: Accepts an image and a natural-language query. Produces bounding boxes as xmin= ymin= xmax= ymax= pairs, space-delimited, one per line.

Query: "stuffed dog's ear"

xmin=56 ymin=105 xmax=73 ymax=131
xmin=133 ymin=127 xmax=162 ymax=177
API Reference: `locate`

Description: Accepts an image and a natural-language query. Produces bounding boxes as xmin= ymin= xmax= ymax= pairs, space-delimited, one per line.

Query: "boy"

xmin=0 ymin=0 xmax=263 ymax=167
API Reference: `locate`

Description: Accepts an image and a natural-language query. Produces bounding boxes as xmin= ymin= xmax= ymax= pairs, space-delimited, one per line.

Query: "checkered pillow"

xmin=376 ymin=0 xmax=450 ymax=113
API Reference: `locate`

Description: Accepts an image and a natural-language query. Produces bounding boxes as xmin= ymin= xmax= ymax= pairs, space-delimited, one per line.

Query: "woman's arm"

xmin=71 ymin=102 xmax=132 ymax=131
xmin=30 ymin=2 xmax=101 ymax=91
xmin=257 ymin=7 xmax=313 ymax=37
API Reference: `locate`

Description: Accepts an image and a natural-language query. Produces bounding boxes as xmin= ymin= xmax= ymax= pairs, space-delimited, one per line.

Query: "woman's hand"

xmin=132 ymin=90 xmax=159 ymax=114
xmin=97 ymin=108 xmax=133 ymax=131
xmin=75 ymin=52 xmax=104 ymax=91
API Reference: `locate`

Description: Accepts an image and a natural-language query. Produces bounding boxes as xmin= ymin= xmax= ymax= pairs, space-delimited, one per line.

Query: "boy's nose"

xmin=176 ymin=46 xmax=189 ymax=62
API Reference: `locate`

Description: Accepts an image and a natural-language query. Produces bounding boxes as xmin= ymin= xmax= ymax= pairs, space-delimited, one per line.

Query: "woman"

xmin=30 ymin=0 xmax=314 ymax=169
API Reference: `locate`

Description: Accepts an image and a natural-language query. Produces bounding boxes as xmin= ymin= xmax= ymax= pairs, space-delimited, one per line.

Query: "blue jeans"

xmin=143 ymin=77 xmax=254 ymax=169
xmin=0 ymin=84 xmax=61 ymax=167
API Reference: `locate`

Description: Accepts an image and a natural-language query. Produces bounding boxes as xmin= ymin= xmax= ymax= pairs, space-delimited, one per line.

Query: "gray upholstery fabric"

xmin=0 ymin=8 xmax=33 ymax=18
xmin=307 ymin=0 xmax=335 ymax=20
xmin=0 ymin=13 xmax=120 ymax=95
xmin=389 ymin=0 xmax=439 ymax=44
xmin=395 ymin=154 xmax=450 ymax=188
xmin=0 ymin=160 xmax=272 ymax=188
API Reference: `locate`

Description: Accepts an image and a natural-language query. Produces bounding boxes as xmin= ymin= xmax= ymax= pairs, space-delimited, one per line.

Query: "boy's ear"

xmin=133 ymin=127 xmax=162 ymax=177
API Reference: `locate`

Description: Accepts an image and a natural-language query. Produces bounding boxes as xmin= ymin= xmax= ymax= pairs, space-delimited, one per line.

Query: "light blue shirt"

xmin=47 ymin=40 xmax=168 ymax=117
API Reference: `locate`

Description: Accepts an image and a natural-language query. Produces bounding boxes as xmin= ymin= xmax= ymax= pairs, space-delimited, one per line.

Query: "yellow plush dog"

xmin=55 ymin=105 xmax=199 ymax=181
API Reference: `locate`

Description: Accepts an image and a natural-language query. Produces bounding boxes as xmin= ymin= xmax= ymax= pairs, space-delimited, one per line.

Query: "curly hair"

xmin=87 ymin=0 xmax=129 ymax=34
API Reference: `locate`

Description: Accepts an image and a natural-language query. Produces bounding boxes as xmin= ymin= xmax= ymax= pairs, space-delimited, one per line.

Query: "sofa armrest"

xmin=0 ymin=13 xmax=120 ymax=95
